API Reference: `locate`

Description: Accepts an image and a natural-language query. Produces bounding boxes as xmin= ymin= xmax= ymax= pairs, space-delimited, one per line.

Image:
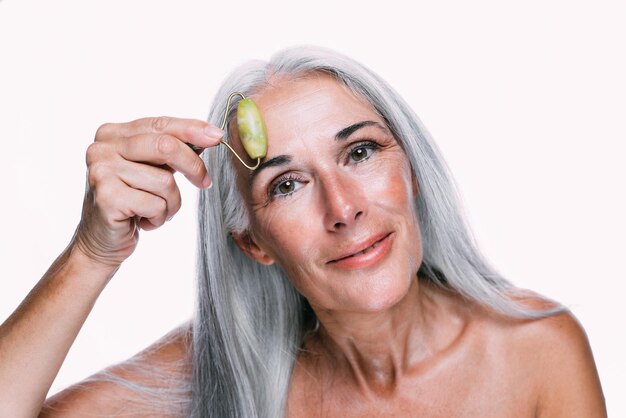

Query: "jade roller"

xmin=189 ymin=92 xmax=268 ymax=170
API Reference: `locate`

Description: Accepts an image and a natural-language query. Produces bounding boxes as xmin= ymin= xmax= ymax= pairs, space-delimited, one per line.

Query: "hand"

xmin=72 ymin=116 xmax=223 ymax=268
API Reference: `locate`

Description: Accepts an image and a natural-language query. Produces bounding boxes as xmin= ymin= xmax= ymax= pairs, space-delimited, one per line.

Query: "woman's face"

xmin=231 ymin=72 xmax=423 ymax=313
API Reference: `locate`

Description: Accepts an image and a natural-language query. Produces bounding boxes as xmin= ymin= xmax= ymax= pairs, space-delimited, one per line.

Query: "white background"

xmin=1 ymin=0 xmax=624 ymax=415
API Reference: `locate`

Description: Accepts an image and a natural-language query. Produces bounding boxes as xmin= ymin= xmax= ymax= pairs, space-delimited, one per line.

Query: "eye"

xmin=350 ymin=147 xmax=370 ymax=162
xmin=270 ymin=175 xmax=305 ymax=198
xmin=277 ymin=180 xmax=296 ymax=194
xmin=347 ymin=141 xmax=379 ymax=164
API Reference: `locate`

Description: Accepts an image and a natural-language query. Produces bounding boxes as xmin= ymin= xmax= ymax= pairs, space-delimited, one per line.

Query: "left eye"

xmin=277 ymin=180 xmax=296 ymax=194
xmin=348 ymin=144 xmax=377 ymax=163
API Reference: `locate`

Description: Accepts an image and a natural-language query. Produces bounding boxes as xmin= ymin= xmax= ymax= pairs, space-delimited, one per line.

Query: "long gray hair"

xmin=192 ymin=45 xmax=567 ymax=418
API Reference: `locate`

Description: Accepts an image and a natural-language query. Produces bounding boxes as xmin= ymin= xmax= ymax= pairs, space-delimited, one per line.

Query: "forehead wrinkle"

xmin=261 ymin=86 xmax=325 ymax=113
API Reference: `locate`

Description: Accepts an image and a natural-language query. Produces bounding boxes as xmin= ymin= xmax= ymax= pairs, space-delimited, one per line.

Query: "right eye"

xmin=270 ymin=175 xmax=305 ymax=198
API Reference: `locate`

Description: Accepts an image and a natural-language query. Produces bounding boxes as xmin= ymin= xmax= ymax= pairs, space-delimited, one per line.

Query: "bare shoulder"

xmin=483 ymin=289 xmax=607 ymax=418
xmin=40 ymin=321 xmax=192 ymax=417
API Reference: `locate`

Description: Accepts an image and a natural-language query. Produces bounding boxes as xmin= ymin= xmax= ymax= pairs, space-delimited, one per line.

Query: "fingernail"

xmin=204 ymin=125 xmax=224 ymax=139
xmin=202 ymin=175 xmax=212 ymax=189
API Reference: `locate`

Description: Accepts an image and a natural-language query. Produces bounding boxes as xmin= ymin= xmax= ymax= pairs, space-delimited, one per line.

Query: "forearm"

xmin=0 ymin=243 xmax=119 ymax=418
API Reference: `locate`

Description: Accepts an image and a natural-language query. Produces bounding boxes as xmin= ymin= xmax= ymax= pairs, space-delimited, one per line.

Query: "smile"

xmin=328 ymin=232 xmax=394 ymax=270
xmin=346 ymin=241 xmax=382 ymax=258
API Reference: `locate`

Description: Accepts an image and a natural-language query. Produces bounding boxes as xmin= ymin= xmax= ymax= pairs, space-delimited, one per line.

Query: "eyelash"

xmin=344 ymin=140 xmax=380 ymax=165
xmin=269 ymin=173 xmax=306 ymax=199
xmin=268 ymin=139 xmax=382 ymax=200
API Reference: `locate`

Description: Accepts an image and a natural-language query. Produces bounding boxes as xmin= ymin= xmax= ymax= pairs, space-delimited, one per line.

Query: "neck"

xmin=305 ymin=277 xmax=470 ymax=395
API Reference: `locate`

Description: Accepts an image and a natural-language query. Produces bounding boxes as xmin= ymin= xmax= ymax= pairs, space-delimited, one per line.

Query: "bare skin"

xmin=0 ymin=116 xmax=222 ymax=417
xmin=1 ymin=73 xmax=606 ymax=417
xmin=230 ymin=72 xmax=607 ymax=417
xmin=41 ymin=322 xmax=192 ymax=417
xmin=286 ymin=280 xmax=606 ymax=417
xmin=41 ymin=283 xmax=606 ymax=417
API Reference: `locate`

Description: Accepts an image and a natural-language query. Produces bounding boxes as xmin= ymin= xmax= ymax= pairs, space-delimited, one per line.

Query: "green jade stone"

xmin=236 ymin=98 xmax=268 ymax=160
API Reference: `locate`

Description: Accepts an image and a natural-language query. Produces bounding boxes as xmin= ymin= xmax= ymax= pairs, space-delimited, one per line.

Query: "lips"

xmin=328 ymin=232 xmax=392 ymax=264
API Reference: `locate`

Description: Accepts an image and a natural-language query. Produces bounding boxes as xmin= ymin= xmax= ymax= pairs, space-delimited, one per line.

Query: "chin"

xmin=341 ymin=270 xmax=416 ymax=313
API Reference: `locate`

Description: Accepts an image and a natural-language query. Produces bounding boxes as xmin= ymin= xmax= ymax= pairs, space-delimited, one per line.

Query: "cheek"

xmin=251 ymin=202 xmax=321 ymax=271
xmin=366 ymin=155 xmax=423 ymax=262
xmin=363 ymin=153 xmax=417 ymax=216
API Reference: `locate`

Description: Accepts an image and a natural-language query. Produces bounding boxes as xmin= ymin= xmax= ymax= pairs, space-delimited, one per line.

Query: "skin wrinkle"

xmin=258 ymin=72 xmax=359 ymax=114
xmin=228 ymin=72 xmax=470 ymax=398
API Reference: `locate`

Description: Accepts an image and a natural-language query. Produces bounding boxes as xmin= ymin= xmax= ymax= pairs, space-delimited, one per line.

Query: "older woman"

xmin=0 ymin=46 xmax=606 ymax=417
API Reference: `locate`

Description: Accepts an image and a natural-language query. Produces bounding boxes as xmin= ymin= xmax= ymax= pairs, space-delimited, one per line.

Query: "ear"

xmin=231 ymin=231 xmax=275 ymax=266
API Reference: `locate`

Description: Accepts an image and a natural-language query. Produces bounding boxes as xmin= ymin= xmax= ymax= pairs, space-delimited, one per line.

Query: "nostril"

xmin=355 ymin=210 xmax=363 ymax=220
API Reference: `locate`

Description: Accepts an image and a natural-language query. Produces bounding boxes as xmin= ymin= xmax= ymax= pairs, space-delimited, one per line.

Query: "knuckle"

xmin=151 ymin=197 xmax=168 ymax=220
xmin=85 ymin=142 xmax=109 ymax=166
xmin=158 ymin=172 xmax=176 ymax=189
xmin=189 ymin=156 xmax=206 ymax=178
xmin=155 ymin=134 xmax=178 ymax=157
xmin=94 ymin=182 xmax=115 ymax=207
xmin=166 ymin=191 xmax=182 ymax=221
xmin=86 ymin=162 xmax=107 ymax=187
xmin=151 ymin=116 xmax=171 ymax=133
xmin=95 ymin=123 xmax=115 ymax=141
xmin=158 ymin=198 xmax=167 ymax=213
xmin=169 ymin=188 xmax=182 ymax=211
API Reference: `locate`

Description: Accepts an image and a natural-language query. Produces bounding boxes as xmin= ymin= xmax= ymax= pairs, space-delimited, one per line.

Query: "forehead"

xmin=249 ymin=73 xmax=381 ymax=154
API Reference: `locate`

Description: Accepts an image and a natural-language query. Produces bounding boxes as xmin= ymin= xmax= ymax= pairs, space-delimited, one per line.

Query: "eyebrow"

xmin=335 ymin=120 xmax=384 ymax=141
xmin=248 ymin=120 xmax=385 ymax=186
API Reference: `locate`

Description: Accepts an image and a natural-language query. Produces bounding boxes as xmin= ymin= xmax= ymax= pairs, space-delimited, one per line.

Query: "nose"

xmin=320 ymin=172 xmax=365 ymax=232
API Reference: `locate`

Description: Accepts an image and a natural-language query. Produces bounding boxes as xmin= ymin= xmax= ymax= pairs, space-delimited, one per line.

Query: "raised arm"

xmin=0 ymin=117 xmax=222 ymax=417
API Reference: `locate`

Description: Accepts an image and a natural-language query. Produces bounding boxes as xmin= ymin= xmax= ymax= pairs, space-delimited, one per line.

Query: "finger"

xmin=138 ymin=217 xmax=160 ymax=231
xmin=121 ymin=116 xmax=224 ymax=149
xmin=96 ymin=179 xmax=169 ymax=228
xmin=115 ymin=159 xmax=182 ymax=221
xmin=117 ymin=133 xmax=211 ymax=189
xmin=130 ymin=215 xmax=158 ymax=232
